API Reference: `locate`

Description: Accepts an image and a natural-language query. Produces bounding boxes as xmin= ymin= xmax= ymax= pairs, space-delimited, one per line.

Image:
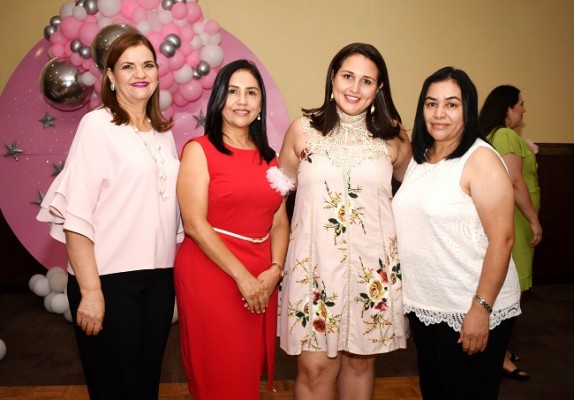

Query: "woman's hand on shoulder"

xmin=387 ymin=127 xmax=412 ymax=182
xmin=278 ymin=117 xmax=305 ymax=181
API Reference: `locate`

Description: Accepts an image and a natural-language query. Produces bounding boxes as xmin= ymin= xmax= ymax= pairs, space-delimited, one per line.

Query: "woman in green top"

xmin=479 ymin=85 xmax=542 ymax=380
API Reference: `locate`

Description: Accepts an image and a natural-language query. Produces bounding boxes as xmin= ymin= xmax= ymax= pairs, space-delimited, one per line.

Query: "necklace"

xmin=132 ymin=125 xmax=169 ymax=200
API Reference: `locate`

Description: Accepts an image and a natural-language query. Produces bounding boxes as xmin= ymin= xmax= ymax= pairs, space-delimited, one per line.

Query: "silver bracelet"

xmin=474 ymin=293 xmax=493 ymax=314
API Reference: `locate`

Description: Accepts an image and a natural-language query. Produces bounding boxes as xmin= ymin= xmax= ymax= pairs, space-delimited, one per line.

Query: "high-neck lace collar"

xmin=337 ymin=107 xmax=367 ymax=128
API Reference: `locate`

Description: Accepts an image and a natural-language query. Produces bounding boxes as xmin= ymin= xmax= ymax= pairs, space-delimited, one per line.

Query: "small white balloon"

xmin=81 ymin=71 xmax=97 ymax=87
xmin=48 ymin=273 xmax=68 ymax=293
xmin=60 ymin=2 xmax=75 ymax=17
xmin=0 ymin=339 xmax=6 ymax=361
xmin=28 ymin=274 xmax=45 ymax=292
xmin=51 ymin=293 xmax=70 ymax=314
xmin=98 ymin=0 xmax=121 ymax=18
xmin=64 ymin=309 xmax=73 ymax=322
xmin=158 ymin=9 xmax=173 ymax=24
xmin=173 ymin=64 xmax=193 ymax=84
xmin=72 ymin=5 xmax=87 ymax=20
xmin=209 ymin=32 xmax=222 ymax=45
xmin=192 ymin=21 xmax=205 ymax=35
xmin=136 ymin=20 xmax=152 ymax=36
xmin=44 ymin=292 xmax=56 ymax=313
xmin=200 ymin=44 xmax=224 ymax=68
xmin=46 ymin=266 xmax=66 ymax=280
xmin=159 ymin=90 xmax=173 ymax=110
xmin=32 ymin=277 xmax=51 ymax=297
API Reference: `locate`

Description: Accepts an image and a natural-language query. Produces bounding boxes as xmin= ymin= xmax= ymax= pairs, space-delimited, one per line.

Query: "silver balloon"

xmin=50 ymin=16 xmax=61 ymax=27
xmin=197 ymin=60 xmax=211 ymax=76
xmin=40 ymin=58 xmax=94 ymax=111
xmin=162 ymin=0 xmax=175 ymax=10
xmin=44 ymin=25 xmax=57 ymax=40
xmin=92 ymin=24 xmax=138 ymax=71
xmin=165 ymin=34 xmax=181 ymax=49
xmin=75 ymin=0 xmax=85 ymax=6
xmin=79 ymin=46 xmax=92 ymax=59
xmin=70 ymin=40 xmax=83 ymax=53
xmin=160 ymin=42 xmax=176 ymax=58
xmin=192 ymin=69 xmax=202 ymax=80
xmin=174 ymin=0 xmax=187 ymax=3
xmin=83 ymin=0 xmax=98 ymax=15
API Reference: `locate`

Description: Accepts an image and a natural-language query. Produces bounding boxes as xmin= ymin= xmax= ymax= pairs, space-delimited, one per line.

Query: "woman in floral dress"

xmin=278 ymin=43 xmax=411 ymax=400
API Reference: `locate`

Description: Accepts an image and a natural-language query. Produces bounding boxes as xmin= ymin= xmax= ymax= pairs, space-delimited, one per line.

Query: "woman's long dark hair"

xmin=304 ymin=43 xmax=402 ymax=140
xmin=204 ymin=59 xmax=275 ymax=164
xmin=101 ymin=32 xmax=172 ymax=132
xmin=411 ymin=67 xmax=483 ymax=164
xmin=479 ymin=85 xmax=521 ymax=138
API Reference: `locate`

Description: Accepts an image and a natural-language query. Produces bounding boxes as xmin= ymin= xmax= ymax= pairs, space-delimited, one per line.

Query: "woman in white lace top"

xmin=392 ymin=67 xmax=521 ymax=399
xmin=278 ymin=43 xmax=411 ymax=400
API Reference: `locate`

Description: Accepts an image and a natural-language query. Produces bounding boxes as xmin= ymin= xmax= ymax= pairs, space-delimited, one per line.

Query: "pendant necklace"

xmin=132 ymin=124 xmax=169 ymax=200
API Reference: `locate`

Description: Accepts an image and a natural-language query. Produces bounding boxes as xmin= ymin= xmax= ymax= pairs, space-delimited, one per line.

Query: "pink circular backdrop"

xmin=0 ymin=30 xmax=290 ymax=270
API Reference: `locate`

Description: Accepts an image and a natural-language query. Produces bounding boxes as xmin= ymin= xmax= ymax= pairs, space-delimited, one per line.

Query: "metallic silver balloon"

xmin=197 ymin=60 xmax=210 ymax=76
xmin=40 ymin=58 xmax=94 ymax=111
xmin=174 ymin=0 xmax=187 ymax=3
xmin=70 ymin=40 xmax=83 ymax=53
xmin=162 ymin=0 xmax=175 ymax=10
xmin=92 ymin=24 xmax=138 ymax=71
xmin=165 ymin=34 xmax=181 ymax=49
xmin=83 ymin=0 xmax=98 ymax=15
xmin=75 ymin=0 xmax=85 ymax=6
xmin=192 ymin=69 xmax=202 ymax=80
xmin=44 ymin=25 xmax=57 ymax=40
xmin=79 ymin=46 xmax=92 ymax=59
xmin=160 ymin=42 xmax=176 ymax=58
xmin=49 ymin=16 xmax=61 ymax=27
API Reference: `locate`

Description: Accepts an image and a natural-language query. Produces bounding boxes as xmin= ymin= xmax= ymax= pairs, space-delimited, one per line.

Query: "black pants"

xmin=408 ymin=312 xmax=515 ymax=400
xmin=67 ymin=269 xmax=175 ymax=400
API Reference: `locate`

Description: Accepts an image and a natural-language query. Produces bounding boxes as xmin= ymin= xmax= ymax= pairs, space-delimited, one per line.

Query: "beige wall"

xmin=1 ymin=0 xmax=573 ymax=142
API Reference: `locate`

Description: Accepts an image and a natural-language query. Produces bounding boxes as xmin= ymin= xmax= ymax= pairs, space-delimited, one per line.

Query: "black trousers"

xmin=67 ymin=269 xmax=175 ymax=400
xmin=408 ymin=312 xmax=515 ymax=400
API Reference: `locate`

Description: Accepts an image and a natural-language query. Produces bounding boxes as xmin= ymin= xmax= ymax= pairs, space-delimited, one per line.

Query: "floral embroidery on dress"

xmin=300 ymin=146 xmax=313 ymax=163
xmin=323 ymin=181 xmax=365 ymax=242
xmin=355 ymin=255 xmax=402 ymax=343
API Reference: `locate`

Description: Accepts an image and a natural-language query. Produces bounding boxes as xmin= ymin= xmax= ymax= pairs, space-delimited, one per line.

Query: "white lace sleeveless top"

xmin=392 ymin=139 xmax=521 ymax=331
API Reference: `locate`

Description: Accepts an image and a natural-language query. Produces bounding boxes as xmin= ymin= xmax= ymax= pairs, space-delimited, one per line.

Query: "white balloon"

xmin=201 ymin=44 xmax=224 ymax=68
xmin=44 ymin=292 xmax=56 ymax=313
xmin=59 ymin=2 xmax=75 ymax=18
xmin=159 ymin=90 xmax=173 ymax=111
xmin=199 ymin=33 xmax=210 ymax=46
xmin=51 ymin=293 xmax=70 ymax=314
xmin=28 ymin=274 xmax=45 ymax=292
xmin=174 ymin=64 xmax=193 ymax=84
xmin=81 ymin=71 xmax=97 ymax=87
xmin=0 ymin=339 xmax=6 ymax=361
xmin=191 ymin=36 xmax=203 ymax=50
xmin=46 ymin=266 xmax=66 ymax=280
xmin=136 ymin=20 xmax=152 ymax=36
xmin=192 ymin=21 xmax=205 ymax=35
xmin=32 ymin=277 xmax=51 ymax=297
xmin=209 ymin=33 xmax=222 ymax=45
xmin=158 ymin=9 xmax=173 ymax=24
xmin=174 ymin=18 xmax=188 ymax=28
xmin=72 ymin=5 xmax=87 ymax=20
xmin=48 ymin=273 xmax=68 ymax=293
xmin=98 ymin=16 xmax=113 ymax=29
xmin=97 ymin=0 xmax=121 ymax=18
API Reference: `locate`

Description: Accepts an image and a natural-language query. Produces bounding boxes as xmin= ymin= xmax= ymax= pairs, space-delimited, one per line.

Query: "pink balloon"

xmin=137 ymin=0 xmax=160 ymax=11
xmin=82 ymin=58 xmax=93 ymax=70
xmin=162 ymin=106 xmax=174 ymax=120
xmin=204 ymin=20 xmax=220 ymax=35
xmin=59 ymin=16 xmax=82 ymax=40
xmin=147 ymin=32 xmax=163 ymax=52
xmin=172 ymin=3 xmax=188 ymax=19
xmin=161 ymin=23 xmax=180 ymax=38
xmin=200 ymin=69 xmax=217 ymax=90
xmin=159 ymin=71 xmax=174 ymax=90
xmin=70 ymin=53 xmax=84 ymax=67
xmin=49 ymin=31 xmax=66 ymax=46
xmin=187 ymin=3 xmax=203 ymax=23
xmin=180 ymin=26 xmax=195 ymax=41
xmin=78 ymin=22 xmax=100 ymax=47
xmin=132 ymin=7 xmax=148 ymax=22
xmin=157 ymin=54 xmax=169 ymax=77
xmin=180 ymin=41 xmax=193 ymax=56
xmin=120 ymin=0 xmax=138 ymax=19
xmin=49 ymin=44 xmax=65 ymax=58
xmin=179 ymin=79 xmax=202 ymax=102
xmin=185 ymin=51 xmax=200 ymax=68
xmin=172 ymin=92 xmax=187 ymax=108
xmin=168 ymin=52 xmax=185 ymax=71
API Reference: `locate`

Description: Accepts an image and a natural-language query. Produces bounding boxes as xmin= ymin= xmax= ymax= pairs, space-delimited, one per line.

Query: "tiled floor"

xmin=0 ymin=284 xmax=573 ymax=399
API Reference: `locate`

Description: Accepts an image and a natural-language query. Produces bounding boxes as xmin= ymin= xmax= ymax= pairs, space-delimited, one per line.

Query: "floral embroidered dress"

xmin=279 ymin=111 xmax=407 ymax=357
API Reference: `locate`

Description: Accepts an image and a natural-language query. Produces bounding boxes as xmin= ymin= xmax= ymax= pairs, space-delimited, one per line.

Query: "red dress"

xmin=174 ymin=136 xmax=282 ymax=400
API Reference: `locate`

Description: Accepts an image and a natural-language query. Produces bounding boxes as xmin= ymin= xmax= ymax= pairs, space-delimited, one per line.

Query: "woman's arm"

xmin=459 ymin=147 xmax=515 ymax=355
xmin=65 ymin=230 xmax=104 ymax=336
xmin=256 ymin=199 xmax=290 ymax=295
xmin=278 ymin=117 xmax=305 ymax=181
xmin=177 ymin=141 xmax=268 ymax=314
xmin=387 ymin=128 xmax=412 ymax=182
xmin=502 ymin=153 xmax=542 ymax=246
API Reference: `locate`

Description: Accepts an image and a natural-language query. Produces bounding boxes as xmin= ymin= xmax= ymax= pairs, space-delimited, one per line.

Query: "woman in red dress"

xmin=174 ymin=59 xmax=290 ymax=400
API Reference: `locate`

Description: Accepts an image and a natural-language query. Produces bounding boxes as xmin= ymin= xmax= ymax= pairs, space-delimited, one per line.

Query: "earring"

xmin=370 ymin=103 xmax=375 ymax=114
xmin=110 ymin=83 xmax=115 ymax=92
xmin=330 ymin=92 xmax=334 ymax=101
xmin=257 ymin=113 xmax=261 ymax=121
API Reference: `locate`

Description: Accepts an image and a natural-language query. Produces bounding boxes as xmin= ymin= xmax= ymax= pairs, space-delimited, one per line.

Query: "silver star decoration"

xmin=52 ymin=161 xmax=65 ymax=176
xmin=4 ymin=141 xmax=24 ymax=160
xmin=31 ymin=189 xmax=45 ymax=206
xmin=39 ymin=112 xmax=56 ymax=128
xmin=193 ymin=110 xmax=206 ymax=128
